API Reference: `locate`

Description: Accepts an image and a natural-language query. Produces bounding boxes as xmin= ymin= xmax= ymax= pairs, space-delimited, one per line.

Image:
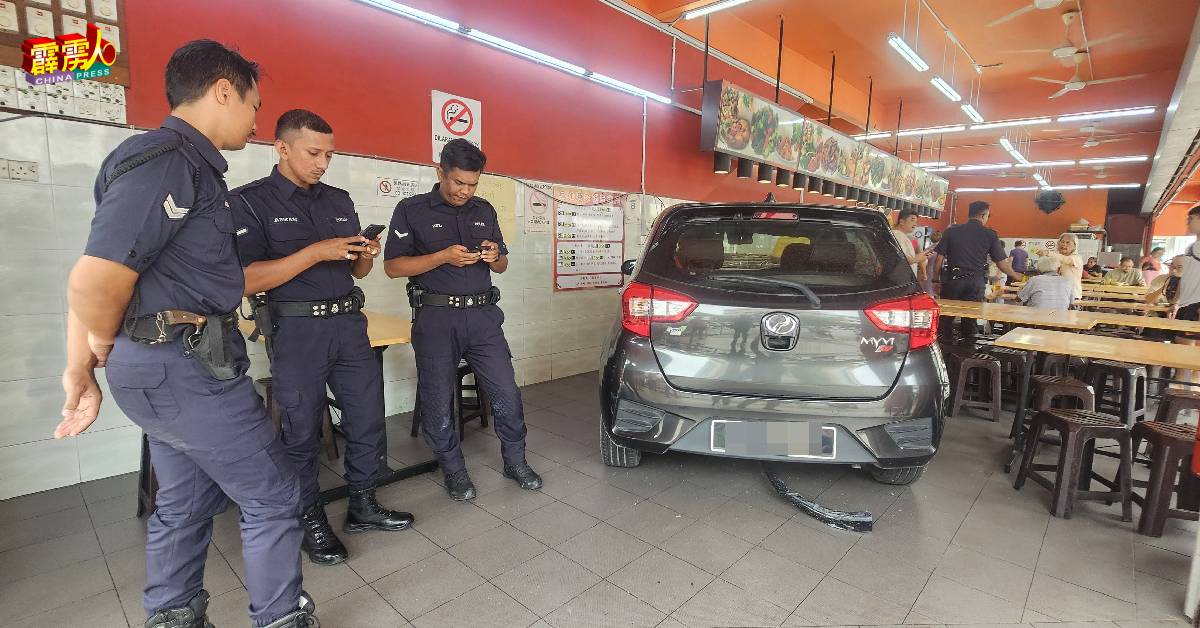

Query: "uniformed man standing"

xmin=384 ymin=139 xmax=542 ymax=500
xmin=56 ymin=41 xmax=317 ymax=628
xmin=930 ymin=200 xmax=1023 ymax=342
xmin=231 ymin=109 xmax=414 ymax=567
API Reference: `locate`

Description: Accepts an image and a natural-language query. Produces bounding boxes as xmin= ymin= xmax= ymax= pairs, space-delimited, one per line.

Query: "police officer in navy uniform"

xmin=231 ymin=109 xmax=413 ymax=566
xmin=56 ymin=41 xmax=317 ymax=628
xmin=930 ymin=200 xmax=1023 ymax=342
xmin=384 ymin=139 xmax=542 ymax=500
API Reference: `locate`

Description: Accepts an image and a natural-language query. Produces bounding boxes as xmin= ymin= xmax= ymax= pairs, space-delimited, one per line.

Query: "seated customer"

xmin=1017 ymin=256 xmax=1075 ymax=310
xmin=1103 ymin=257 xmax=1146 ymax=286
xmin=1082 ymin=256 xmax=1105 ymax=278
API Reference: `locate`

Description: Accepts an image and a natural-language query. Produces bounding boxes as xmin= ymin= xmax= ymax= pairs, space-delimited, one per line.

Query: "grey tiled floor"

xmin=0 ymin=371 xmax=1195 ymax=627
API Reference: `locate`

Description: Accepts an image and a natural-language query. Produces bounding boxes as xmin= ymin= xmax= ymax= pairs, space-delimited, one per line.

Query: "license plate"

xmin=710 ymin=420 xmax=836 ymax=459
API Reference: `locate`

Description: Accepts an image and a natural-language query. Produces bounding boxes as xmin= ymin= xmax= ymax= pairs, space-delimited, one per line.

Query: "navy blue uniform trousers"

xmin=105 ymin=338 xmax=302 ymax=626
xmin=413 ymin=304 xmax=526 ymax=474
xmin=270 ymin=312 xmax=384 ymax=508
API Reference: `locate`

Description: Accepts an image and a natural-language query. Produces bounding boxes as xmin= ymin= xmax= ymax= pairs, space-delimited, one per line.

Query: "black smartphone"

xmin=359 ymin=224 xmax=385 ymax=242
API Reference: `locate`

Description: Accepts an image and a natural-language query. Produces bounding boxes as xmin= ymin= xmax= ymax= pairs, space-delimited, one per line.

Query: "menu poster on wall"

xmin=524 ymin=182 xmax=553 ymax=234
xmin=474 ymin=174 xmax=519 ymax=247
xmin=553 ymin=185 xmax=624 ymax=291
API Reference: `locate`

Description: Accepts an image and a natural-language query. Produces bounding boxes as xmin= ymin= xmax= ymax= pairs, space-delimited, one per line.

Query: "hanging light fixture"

xmin=714 ymin=153 xmax=732 ymax=174
xmin=821 ymin=179 xmax=835 ymax=196
xmin=736 ymin=159 xmax=754 ymax=178
xmin=807 ymin=176 xmax=823 ymax=194
xmin=834 ymin=183 xmax=848 ymax=199
xmin=775 ymin=170 xmax=792 ymax=187
xmin=793 ymin=174 xmax=808 ymax=190
xmin=757 ymin=164 xmax=775 ymax=184
xmin=887 ymin=33 xmax=929 ymax=72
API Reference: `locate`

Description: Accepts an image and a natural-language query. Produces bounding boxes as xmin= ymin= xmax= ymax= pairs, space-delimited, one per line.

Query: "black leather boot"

xmin=144 ymin=589 xmax=214 ymax=628
xmin=260 ymin=591 xmax=319 ymax=628
xmin=299 ymin=502 xmax=348 ymax=566
xmin=503 ymin=462 xmax=544 ymax=490
xmin=343 ymin=486 xmax=415 ymax=533
xmin=444 ymin=469 xmax=477 ymax=501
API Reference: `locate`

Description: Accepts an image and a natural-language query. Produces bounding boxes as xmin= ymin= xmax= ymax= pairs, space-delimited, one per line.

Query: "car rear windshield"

xmin=639 ymin=209 xmax=913 ymax=296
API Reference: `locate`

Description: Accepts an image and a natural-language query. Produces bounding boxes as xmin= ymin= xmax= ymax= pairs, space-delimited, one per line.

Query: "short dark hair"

xmin=275 ymin=109 xmax=332 ymax=140
xmin=1120 ymin=256 xmax=1134 ymax=264
xmin=897 ymin=208 xmax=919 ymax=222
xmin=1015 ymin=240 xmax=1025 ymax=247
xmin=1189 ymin=203 xmax=1200 ymax=218
xmin=439 ymin=139 xmax=486 ymax=173
xmin=1152 ymin=246 xmax=1166 ymax=254
xmin=165 ymin=40 xmax=260 ymax=109
xmin=968 ymin=201 xmax=990 ymax=218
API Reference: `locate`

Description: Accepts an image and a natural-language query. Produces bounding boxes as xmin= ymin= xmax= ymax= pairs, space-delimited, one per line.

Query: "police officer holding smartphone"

xmin=58 ymin=41 xmax=317 ymax=628
xmin=231 ymin=109 xmax=414 ymax=567
xmin=384 ymin=139 xmax=541 ymax=500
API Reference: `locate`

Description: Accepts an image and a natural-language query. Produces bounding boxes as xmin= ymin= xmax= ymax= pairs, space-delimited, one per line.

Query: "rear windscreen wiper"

xmin=706 ymin=273 xmax=822 ymax=308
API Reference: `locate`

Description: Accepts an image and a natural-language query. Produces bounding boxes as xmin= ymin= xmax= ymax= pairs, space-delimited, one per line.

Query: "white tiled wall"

xmin=0 ymin=117 xmax=677 ymax=500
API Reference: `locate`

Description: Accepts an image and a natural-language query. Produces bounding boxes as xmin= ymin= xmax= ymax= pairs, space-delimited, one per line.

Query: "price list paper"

xmin=552 ymin=186 xmax=625 ymax=291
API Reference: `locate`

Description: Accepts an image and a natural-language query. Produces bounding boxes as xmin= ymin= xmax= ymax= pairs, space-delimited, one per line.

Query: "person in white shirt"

xmin=892 ymin=209 xmax=929 ymax=282
xmin=1039 ymin=232 xmax=1084 ymax=301
xmin=1172 ymin=205 xmax=1200 ymax=389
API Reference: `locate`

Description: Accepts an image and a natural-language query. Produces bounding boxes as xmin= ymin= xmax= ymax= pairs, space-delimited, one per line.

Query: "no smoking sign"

xmin=432 ymin=90 xmax=482 ymax=162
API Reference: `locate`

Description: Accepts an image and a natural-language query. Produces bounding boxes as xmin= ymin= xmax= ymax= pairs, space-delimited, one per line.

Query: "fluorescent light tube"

xmin=925 ymin=166 xmax=956 ymax=172
xmin=1046 ymin=185 xmax=1088 ymax=190
xmin=468 ymin=30 xmax=585 ymax=75
xmin=887 ymin=33 xmax=930 ymax=72
xmin=357 ymin=0 xmax=460 ymax=31
xmin=998 ymin=138 xmax=1015 ymax=151
xmin=587 ymin=72 xmax=671 ymax=104
xmin=960 ymin=103 xmax=984 ymax=123
xmin=1090 ymin=183 xmax=1142 ymax=189
xmin=853 ymin=131 xmax=893 ymax=140
xmin=1015 ymin=160 xmax=1076 ymax=168
xmin=683 ymin=0 xmax=757 ymax=19
xmin=955 ymin=187 xmax=994 ymax=192
xmin=913 ymin=161 xmax=947 ymax=167
xmin=1078 ymin=155 xmax=1149 ymax=165
xmin=930 ymin=76 xmax=962 ymax=102
xmin=896 ymin=125 xmax=966 ymax=137
xmin=1056 ymin=107 xmax=1155 ymax=123
xmin=997 ymin=186 xmax=1040 ymax=191
xmin=956 ymin=163 xmax=1012 ymax=171
xmin=970 ymin=117 xmax=1052 ymax=130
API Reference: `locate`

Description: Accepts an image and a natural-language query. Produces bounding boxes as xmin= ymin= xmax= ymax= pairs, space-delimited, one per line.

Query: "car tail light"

xmin=621 ymin=282 xmax=698 ymax=337
xmin=865 ymin=293 xmax=940 ymax=350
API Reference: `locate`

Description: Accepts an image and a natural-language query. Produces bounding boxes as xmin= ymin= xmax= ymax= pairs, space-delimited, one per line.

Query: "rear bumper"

xmin=600 ymin=332 xmax=949 ymax=467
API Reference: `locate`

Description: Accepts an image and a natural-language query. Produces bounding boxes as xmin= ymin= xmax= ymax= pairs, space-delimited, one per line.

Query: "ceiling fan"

xmin=1029 ymin=57 xmax=1147 ymax=98
xmin=987 ymin=0 xmax=1068 ymax=28
xmin=999 ymin=11 xmax=1124 ymax=65
xmin=1081 ymin=127 xmax=1129 ymax=147
xmin=1091 ymin=166 xmax=1109 ymax=178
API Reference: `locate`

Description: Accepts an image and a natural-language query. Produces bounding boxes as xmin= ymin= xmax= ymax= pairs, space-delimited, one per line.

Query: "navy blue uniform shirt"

xmin=84 ymin=116 xmax=242 ymax=317
xmin=384 ymin=184 xmax=508 ymax=295
xmin=230 ymin=166 xmax=361 ymax=302
xmin=933 ymin=219 xmax=1007 ymax=274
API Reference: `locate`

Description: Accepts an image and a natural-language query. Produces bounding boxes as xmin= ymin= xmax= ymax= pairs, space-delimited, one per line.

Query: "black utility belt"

xmin=125 ymin=310 xmax=238 ymax=345
xmin=413 ymin=287 xmax=500 ymax=309
xmin=270 ymin=287 xmax=365 ymax=318
xmin=946 ymin=266 xmax=982 ymax=281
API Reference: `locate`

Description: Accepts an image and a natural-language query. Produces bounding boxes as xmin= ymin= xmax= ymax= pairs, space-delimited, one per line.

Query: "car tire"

xmin=600 ymin=424 xmax=642 ymax=468
xmin=869 ymin=465 xmax=925 ymax=485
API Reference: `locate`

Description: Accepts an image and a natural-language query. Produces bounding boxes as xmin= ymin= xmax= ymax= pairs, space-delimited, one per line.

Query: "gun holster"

xmin=182 ymin=312 xmax=240 ymax=381
xmin=407 ymin=282 xmax=425 ymax=309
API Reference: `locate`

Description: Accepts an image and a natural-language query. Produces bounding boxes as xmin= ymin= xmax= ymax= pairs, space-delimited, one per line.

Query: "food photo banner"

xmin=701 ymin=80 xmax=948 ymax=210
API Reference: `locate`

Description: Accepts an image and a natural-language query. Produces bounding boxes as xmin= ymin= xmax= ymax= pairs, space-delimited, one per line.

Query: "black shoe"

xmin=503 ymin=463 xmax=544 ymax=490
xmin=299 ymin=503 xmax=349 ymax=566
xmin=261 ymin=591 xmax=319 ymax=628
xmin=343 ymin=486 xmax=415 ymax=533
xmin=144 ymin=589 xmax=214 ymax=628
xmin=444 ymin=469 xmax=477 ymax=501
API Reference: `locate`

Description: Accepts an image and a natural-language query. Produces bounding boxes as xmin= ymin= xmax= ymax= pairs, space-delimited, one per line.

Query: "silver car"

xmin=599 ymin=203 xmax=948 ymax=485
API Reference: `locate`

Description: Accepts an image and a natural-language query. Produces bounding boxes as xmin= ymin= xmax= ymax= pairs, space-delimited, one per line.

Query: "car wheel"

xmin=869 ymin=464 xmax=925 ymax=485
xmin=601 ymin=424 xmax=642 ymax=467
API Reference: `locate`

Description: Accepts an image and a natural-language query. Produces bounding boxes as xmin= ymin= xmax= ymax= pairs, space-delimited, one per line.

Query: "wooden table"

xmin=241 ymin=308 xmax=434 ymax=503
xmin=995 ymin=327 xmax=1200 ymax=371
xmin=1089 ymin=312 xmax=1200 ymax=334
xmin=936 ymin=300 xmax=1098 ymax=330
xmin=1075 ymin=300 xmax=1172 ymax=313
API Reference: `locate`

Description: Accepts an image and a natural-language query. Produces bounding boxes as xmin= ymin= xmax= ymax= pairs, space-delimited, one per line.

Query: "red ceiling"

xmin=634 ymin=0 xmax=1199 ymax=189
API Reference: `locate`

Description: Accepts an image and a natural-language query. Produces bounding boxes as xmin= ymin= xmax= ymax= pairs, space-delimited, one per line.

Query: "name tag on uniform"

xmin=335 ymin=217 xmax=349 ymax=222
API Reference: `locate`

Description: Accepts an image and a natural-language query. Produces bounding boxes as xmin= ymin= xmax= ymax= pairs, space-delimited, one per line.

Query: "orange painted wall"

xmin=926 ymin=189 xmax=1108 ymax=238
xmin=1152 ymin=202 xmax=1195 ymax=237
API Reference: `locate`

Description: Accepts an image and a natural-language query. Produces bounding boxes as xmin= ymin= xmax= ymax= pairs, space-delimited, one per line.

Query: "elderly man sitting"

xmin=1017 ymin=255 xmax=1075 ymax=310
xmin=1103 ymin=257 xmax=1147 ymax=286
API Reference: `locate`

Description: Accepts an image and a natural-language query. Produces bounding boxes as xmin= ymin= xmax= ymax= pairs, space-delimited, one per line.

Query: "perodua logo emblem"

xmin=761 ymin=312 xmax=799 ymax=351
